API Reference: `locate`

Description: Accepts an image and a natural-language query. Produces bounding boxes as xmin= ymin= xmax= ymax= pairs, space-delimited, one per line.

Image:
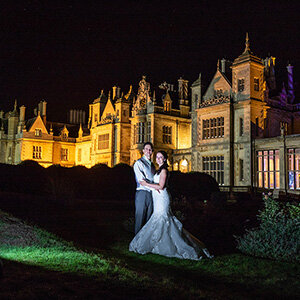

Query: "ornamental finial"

xmin=244 ymin=32 xmax=250 ymax=52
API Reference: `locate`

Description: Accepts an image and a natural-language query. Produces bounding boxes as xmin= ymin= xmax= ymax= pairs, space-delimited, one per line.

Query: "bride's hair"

xmin=156 ymin=150 xmax=169 ymax=175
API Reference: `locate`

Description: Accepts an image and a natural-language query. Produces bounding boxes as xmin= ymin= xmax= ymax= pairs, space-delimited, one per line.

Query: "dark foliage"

xmin=0 ymin=161 xmax=48 ymax=195
xmin=169 ymin=171 xmax=219 ymax=201
xmin=236 ymin=194 xmax=300 ymax=262
xmin=0 ymin=162 xmax=219 ymax=204
xmin=0 ymin=259 xmax=2 ymax=279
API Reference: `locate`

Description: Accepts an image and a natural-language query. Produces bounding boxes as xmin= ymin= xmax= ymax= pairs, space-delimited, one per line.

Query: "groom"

xmin=133 ymin=142 xmax=155 ymax=234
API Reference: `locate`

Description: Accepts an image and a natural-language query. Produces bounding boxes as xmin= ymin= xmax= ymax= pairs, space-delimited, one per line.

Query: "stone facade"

xmin=189 ymin=34 xmax=300 ymax=196
xmin=0 ymin=77 xmax=191 ymax=171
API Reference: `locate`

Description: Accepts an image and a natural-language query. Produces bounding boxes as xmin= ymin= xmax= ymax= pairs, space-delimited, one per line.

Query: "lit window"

xmin=35 ymin=129 xmax=42 ymax=137
xmin=162 ymin=126 xmax=172 ymax=144
xmin=180 ymin=159 xmax=188 ymax=173
xmin=147 ymin=121 xmax=151 ymax=142
xmin=78 ymin=148 xmax=82 ymax=162
xmin=288 ymin=148 xmax=300 ymax=190
xmin=98 ymin=134 xmax=109 ymax=150
xmin=135 ymin=122 xmax=145 ymax=144
xmin=61 ymin=148 xmax=68 ymax=161
xmin=173 ymin=162 xmax=179 ymax=171
xmin=33 ymin=146 xmax=42 ymax=159
xmin=257 ymin=150 xmax=280 ymax=189
xmin=164 ymin=102 xmax=171 ymax=112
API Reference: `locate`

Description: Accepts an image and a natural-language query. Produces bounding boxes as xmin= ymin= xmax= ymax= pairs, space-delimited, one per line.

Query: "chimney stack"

xmin=42 ymin=101 xmax=47 ymax=123
xmin=112 ymin=86 xmax=117 ymax=100
xmin=117 ymin=87 xmax=121 ymax=99
xmin=221 ymin=58 xmax=226 ymax=73
xmin=19 ymin=105 xmax=26 ymax=122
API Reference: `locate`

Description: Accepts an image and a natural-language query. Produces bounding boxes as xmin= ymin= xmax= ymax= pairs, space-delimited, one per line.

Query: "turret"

xmin=263 ymin=56 xmax=276 ymax=91
xmin=286 ymin=64 xmax=295 ymax=104
xmin=8 ymin=100 xmax=19 ymax=137
xmin=178 ymin=77 xmax=189 ymax=116
xmin=115 ymin=88 xmax=131 ymax=123
xmin=191 ymin=73 xmax=201 ymax=111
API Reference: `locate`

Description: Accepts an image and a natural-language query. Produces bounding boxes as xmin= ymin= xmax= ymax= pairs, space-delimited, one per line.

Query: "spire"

xmin=14 ymin=99 xmax=17 ymax=111
xmin=108 ymin=91 xmax=111 ymax=101
xmin=244 ymin=32 xmax=250 ymax=53
xmin=217 ymin=59 xmax=220 ymax=70
xmin=78 ymin=123 xmax=83 ymax=138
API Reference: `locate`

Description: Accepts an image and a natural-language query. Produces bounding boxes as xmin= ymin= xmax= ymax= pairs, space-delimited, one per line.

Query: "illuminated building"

xmin=0 ymin=35 xmax=299 ymax=196
xmin=189 ymin=34 xmax=300 ymax=196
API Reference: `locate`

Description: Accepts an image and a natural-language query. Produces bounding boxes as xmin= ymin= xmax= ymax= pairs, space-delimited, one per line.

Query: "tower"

xmin=231 ymin=33 xmax=267 ymax=187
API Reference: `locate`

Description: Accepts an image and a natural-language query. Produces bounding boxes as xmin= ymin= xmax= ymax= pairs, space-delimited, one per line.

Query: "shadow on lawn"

xmin=108 ymin=245 xmax=296 ymax=300
xmin=0 ymin=258 xmax=178 ymax=300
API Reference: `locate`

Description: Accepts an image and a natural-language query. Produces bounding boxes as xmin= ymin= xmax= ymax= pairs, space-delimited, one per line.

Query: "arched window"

xmin=173 ymin=161 xmax=179 ymax=171
xmin=180 ymin=159 xmax=189 ymax=173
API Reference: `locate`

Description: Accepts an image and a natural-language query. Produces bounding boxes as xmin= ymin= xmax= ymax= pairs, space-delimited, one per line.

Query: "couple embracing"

xmin=129 ymin=142 xmax=213 ymax=260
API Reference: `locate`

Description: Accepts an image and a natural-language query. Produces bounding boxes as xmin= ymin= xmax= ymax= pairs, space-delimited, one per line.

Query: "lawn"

xmin=0 ymin=194 xmax=299 ymax=299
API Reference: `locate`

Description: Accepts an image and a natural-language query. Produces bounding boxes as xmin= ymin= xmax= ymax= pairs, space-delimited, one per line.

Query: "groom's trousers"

xmin=135 ymin=190 xmax=153 ymax=234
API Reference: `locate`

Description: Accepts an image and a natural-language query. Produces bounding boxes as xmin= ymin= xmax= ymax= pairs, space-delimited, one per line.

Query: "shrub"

xmin=236 ymin=193 xmax=300 ymax=262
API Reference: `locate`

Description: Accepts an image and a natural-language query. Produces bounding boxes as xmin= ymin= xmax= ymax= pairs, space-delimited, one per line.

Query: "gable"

xmin=203 ymin=70 xmax=232 ymax=100
xmin=164 ymin=92 xmax=172 ymax=102
xmin=101 ymin=99 xmax=115 ymax=120
xmin=28 ymin=115 xmax=48 ymax=134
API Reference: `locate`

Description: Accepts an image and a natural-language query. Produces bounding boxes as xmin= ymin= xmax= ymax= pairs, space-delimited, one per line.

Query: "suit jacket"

xmin=133 ymin=156 xmax=155 ymax=191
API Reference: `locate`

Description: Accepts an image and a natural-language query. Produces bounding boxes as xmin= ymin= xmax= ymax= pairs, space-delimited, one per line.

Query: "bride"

xmin=129 ymin=151 xmax=213 ymax=260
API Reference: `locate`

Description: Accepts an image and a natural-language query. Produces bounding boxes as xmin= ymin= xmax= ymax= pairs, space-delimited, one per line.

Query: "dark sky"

xmin=0 ymin=1 xmax=299 ymax=121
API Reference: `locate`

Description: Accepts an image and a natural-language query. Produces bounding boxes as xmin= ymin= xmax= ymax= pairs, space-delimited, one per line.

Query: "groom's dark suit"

xmin=133 ymin=156 xmax=155 ymax=234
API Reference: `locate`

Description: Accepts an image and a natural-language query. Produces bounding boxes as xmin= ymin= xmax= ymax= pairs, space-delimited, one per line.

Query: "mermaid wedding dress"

xmin=129 ymin=173 xmax=213 ymax=260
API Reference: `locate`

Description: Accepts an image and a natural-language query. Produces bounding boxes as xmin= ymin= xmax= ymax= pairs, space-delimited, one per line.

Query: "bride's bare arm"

xmin=140 ymin=169 xmax=167 ymax=190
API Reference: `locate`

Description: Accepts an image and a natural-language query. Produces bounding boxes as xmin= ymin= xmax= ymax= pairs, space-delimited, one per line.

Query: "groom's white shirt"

xmin=133 ymin=156 xmax=154 ymax=191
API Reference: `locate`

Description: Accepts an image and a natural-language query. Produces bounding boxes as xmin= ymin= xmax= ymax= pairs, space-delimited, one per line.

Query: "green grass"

xmin=0 ymin=211 xmax=146 ymax=284
xmin=1 ymin=209 xmax=299 ymax=299
xmin=111 ymin=240 xmax=299 ymax=296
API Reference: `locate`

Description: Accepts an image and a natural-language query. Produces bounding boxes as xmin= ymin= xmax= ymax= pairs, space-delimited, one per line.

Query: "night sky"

xmin=0 ymin=1 xmax=299 ymax=121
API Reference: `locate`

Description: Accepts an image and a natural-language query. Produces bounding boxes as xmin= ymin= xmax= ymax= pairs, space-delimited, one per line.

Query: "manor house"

xmin=0 ymin=35 xmax=299 ymax=196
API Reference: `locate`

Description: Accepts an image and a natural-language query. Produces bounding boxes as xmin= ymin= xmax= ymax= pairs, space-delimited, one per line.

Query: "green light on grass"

xmin=0 ymin=246 xmax=112 ymax=275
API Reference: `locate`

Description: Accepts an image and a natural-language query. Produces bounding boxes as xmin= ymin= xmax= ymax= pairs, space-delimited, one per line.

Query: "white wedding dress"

xmin=129 ymin=173 xmax=213 ymax=260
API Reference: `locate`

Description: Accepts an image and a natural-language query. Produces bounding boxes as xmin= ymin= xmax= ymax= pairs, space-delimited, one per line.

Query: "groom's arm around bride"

xmin=133 ymin=142 xmax=155 ymax=234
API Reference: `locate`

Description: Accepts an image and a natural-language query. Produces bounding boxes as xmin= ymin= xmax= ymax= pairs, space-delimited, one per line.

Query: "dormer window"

xmin=35 ymin=129 xmax=42 ymax=137
xmin=164 ymin=102 xmax=171 ymax=112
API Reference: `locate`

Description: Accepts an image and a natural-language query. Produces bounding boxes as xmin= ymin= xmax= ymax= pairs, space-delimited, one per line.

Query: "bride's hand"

xmin=154 ymin=187 xmax=160 ymax=193
xmin=139 ymin=180 xmax=147 ymax=186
